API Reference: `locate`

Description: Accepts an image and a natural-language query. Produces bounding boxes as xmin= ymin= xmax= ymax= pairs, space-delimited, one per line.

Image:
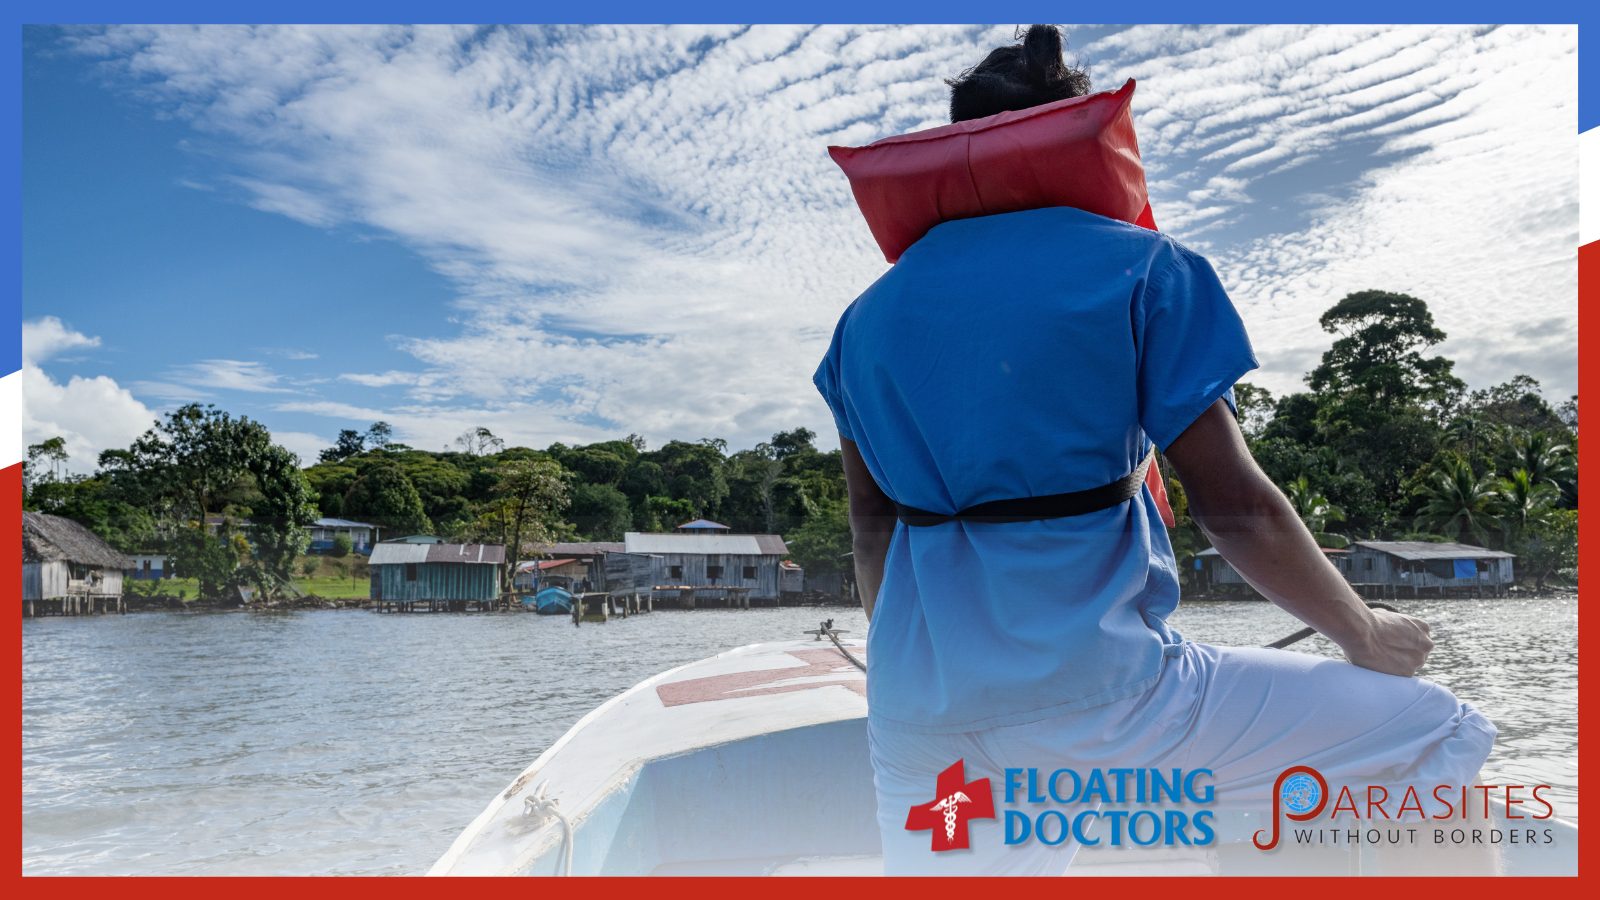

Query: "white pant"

xmin=869 ymin=641 xmax=1497 ymax=875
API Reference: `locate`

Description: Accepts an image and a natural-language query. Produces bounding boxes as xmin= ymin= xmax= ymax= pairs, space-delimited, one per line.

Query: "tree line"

xmin=1168 ymin=290 xmax=1577 ymax=590
xmin=22 ymin=289 xmax=1577 ymax=600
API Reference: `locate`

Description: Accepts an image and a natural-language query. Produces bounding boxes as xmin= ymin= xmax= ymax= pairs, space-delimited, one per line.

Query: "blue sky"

xmin=21 ymin=24 xmax=1578 ymax=469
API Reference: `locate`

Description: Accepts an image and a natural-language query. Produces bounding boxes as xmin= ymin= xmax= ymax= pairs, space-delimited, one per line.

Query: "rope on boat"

xmin=809 ymin=619 xmax=867 ymax=672
xmin=523 ymin=781 xmax=574 ymax=876
xmin=1263 ymin=601 xmax=1400 ymax=650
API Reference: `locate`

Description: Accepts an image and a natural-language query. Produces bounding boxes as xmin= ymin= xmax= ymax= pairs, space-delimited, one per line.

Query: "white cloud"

xmin=338 ymin=370 xmax=423 ymax=388
xmin=166 ymin=359 xmax=295 ymax=393
xmin=269 ymin=430 xmax=332 ymax=466
xmin=20 ymin=318 xmax=158 ymax=471
xmin=22 ymin=316 xmax=100 ymax=366
xmin=56 ymin=24 xmax=1578 ymax=449
xmin=135 ymin=359 xmax=302 ymax=400
xmin=262 ymin=347 xmax=320 ymax=361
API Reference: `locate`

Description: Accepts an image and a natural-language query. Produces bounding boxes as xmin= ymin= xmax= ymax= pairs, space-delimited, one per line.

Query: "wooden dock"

xmin=371 ymin=596 xmax=501 ymax=613
xmin=571 ymin=591 xmax=652 ymax=624
xmin=24 ymin=593 xmax=126 ymax=617
xmin=646 ymin=585 xmax=757 ymax=610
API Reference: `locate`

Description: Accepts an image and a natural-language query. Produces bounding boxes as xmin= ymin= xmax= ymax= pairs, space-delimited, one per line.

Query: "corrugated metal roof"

xmin=312 ymin=517 xmax=376 ymax=528
xmin=1196 ymin=546 xmax=1347 ymax=557
xmin=623 ymin=532 xmax=787 ymax=555
xmin=516 ymin=559 xmax=581 ymax=572
xmin=425 ymin=544 xmax=506 ymax=565
xmin=370 ymin=543 xmax=505 ymax=565
xmin=1353 ymin=541 xmax=1514 ymax=560
xmin=536 ymin=541 xmax=626 ymax=556
xmin=754 ymin=534 xmax=789 ymax=555
xmin=369 ymin=543 xmax=430 ymax=565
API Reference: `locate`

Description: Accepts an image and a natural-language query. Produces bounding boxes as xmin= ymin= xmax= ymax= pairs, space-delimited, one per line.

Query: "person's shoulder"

xmin=1019 ymin=207 xmax=1200 ymax=260
xmin=1149 ymin=230 xmax=1210 ymax=264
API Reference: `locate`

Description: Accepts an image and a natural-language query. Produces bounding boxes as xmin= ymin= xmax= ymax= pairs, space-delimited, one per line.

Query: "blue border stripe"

xmin=3 ymin=22 xmax=17 ymax=376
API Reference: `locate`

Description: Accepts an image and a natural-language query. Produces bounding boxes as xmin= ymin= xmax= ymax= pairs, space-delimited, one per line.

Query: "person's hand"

xmin=1340 ymin=608 xmax=1434 ymax=676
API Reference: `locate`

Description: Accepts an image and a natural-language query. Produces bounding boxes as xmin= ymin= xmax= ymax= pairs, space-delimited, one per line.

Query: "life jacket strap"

xmin=893 ymin=449 xmax=1156 ymax=527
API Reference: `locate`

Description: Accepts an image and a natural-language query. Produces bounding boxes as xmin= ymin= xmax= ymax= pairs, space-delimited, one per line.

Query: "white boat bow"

xmin=430 ymin=637 xmax=1576 ymax=876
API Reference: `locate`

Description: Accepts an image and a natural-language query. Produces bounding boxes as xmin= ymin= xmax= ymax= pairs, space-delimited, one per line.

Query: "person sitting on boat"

xmin=814 ymin=24 xmax=1496 ymax=875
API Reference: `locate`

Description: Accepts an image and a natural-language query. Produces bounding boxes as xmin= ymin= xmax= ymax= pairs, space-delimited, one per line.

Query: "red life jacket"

xmin=828 ymin=79 xmax=1176 ymax=526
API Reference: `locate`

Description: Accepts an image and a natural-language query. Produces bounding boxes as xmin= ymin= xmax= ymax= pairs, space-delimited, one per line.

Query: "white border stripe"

xmin=1 ymin=369 xmax=20 ymax=470
xmin=1583 ymin=125 xmax=1599 ymax=246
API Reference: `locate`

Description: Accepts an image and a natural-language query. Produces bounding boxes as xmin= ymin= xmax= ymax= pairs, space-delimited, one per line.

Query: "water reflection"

xmin=22 ymin=595 xmax=1576 ymax=874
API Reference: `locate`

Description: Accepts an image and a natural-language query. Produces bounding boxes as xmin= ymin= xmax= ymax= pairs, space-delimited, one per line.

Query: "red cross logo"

xmin=905 ymin=759 xmax=995 ymax=852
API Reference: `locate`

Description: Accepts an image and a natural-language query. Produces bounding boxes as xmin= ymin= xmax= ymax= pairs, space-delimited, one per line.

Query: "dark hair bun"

xmin=1021 ymin=24 xmax=1068 ymax=87
xmin=947 ymin=24 xmax=1092 ymax=123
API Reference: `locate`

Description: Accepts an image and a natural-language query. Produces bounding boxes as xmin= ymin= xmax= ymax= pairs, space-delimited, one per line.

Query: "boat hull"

xmin=431 ymin=640 xmax=1576 ymax=876
xmin=529 ymin=587 xmax=573 ymax=615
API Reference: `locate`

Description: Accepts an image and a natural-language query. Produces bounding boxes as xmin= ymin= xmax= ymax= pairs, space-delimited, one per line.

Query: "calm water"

xmin=22 ymin=596 xmax=1577 ymax=875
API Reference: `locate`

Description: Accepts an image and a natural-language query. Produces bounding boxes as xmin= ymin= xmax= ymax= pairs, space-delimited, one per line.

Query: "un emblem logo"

xmin=1280 ymin=773 xmax=1321 ymax=814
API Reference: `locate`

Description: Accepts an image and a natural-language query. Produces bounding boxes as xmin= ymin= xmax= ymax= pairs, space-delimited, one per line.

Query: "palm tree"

xmin=1445 ymin=415 xmax=1493 ymax=461
xmin=1499 ymin=430 xmax=1574 ymax=490
xmin=1492 ymin=468 xmax=1558 ymax=547
xmin=1414 ymin=457 xmax=1498 ymax=545
xmin=1283 ymin=475 xmax=1345 ymax=535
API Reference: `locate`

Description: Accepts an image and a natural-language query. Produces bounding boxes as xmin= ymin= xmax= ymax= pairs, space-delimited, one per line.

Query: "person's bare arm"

xmin=1163 ymin=400 xmax=1433 ymax=676
xmin=841 ymin=437 xmax=894 ymax=620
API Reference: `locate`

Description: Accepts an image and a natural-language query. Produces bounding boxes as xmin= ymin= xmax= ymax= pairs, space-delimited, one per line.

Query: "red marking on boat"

xmin=655 ymin=649 xmax=867 ymax=707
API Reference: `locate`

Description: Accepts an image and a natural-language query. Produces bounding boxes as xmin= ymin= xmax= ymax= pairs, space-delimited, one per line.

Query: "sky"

xmin=21 ymin=24 xmax=1579 ymax=471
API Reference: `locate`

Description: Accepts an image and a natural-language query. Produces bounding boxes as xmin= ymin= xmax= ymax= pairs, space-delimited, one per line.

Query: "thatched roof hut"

xmin=22 ymin=512 xmax=132 ymax=569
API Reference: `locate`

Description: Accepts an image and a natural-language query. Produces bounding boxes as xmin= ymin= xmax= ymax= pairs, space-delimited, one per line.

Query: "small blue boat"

xmin=530 ymin=586 xmax=574 ymax=616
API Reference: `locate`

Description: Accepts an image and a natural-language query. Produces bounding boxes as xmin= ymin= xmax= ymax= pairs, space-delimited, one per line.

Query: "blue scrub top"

xmin=814 ymin=206 xmax=1258 ymax=734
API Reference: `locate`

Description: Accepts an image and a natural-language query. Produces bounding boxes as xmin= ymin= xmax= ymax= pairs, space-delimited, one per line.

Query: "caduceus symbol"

xmin=929 ymin=791 xmax=973 ymax=843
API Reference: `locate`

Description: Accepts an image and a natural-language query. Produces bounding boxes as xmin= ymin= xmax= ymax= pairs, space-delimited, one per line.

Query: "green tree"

xmin=1413 ymin=457 xmax=1499 ymax=546
xmin=365 ymin=421 xmax=394 ymax=451
xmin=104 ymin=404 xmax=316 ymax=600
xmin=769 ymin=427 xmax=817 ymax=460
xmin=1263 ymin=291 xmax=1465 ymax=532
xmin=455 ymin=426 xmax=505 ymax=456
xmin=472 ymin=458 xmax=571 ymax=591
xmin=331 ymin=533 xmax=353 ymax=558
xmin=1466 ymin=375 xmax=1567 ymax=435
xmin=26 ymin=472 xmax=158 ymax=552
xmin=1496 ymin=430 xmax=1574 ymax=493
xmin=1308 ymin=290 xmax=1464 ymax=410
xmin=1231 ymin=383 xmax=1275 ymax=439
xmin=319 ymin=429 xmax=367 ymax=463
xmin=1491 ymin=468 xmax=1558 ymax=548
xmin=1513 ymin=508 xmax=1577 ymax=591
xmin=345 ymin=463 xmax=431 ymax=535
xmin=557 ymin=446 xmax=630 ymax=486
xmin=24 ymin=437 xmax=69 ymax=494
xmin=785 ymin=497 xmax=851 ymax=577
xmin=568 ymin=482 xmax=631 ymax=541
xmin=1283 ymin=475 xmax=1346 ymax=535
xmin=242 ymin=442 xmax=319 ymax=593
xmin=1442 ymin=415 xmax=1498 ymax=471
xmin=636 ymin=495 xmax=695 ymax=532
xmin=649 ymin=440 xmax=728 ymax=516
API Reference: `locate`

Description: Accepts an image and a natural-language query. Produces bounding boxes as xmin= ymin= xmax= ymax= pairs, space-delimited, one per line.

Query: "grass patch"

xmin=123 ymin=555 xmax=373 ymax=602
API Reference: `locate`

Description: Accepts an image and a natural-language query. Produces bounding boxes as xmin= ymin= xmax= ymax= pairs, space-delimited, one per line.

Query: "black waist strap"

xmin=894 ymin=450 xmax=1155 ymax=527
